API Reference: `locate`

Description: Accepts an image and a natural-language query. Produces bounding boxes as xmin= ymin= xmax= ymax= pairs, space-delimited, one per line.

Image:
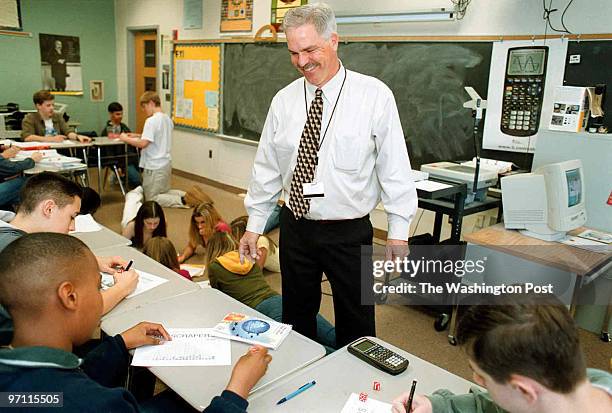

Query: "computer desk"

xmin=415 ymin=179 xmax=502 ymax=243
xmin=247 ymin=336 xmax=477 ymax=412
xmin=101 ymin=288 xmax=326 ymax=411
xmin=463 ymin=224 xmax=612 ymax=342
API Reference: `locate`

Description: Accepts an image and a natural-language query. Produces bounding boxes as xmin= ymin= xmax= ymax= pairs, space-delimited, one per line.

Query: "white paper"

xmin=577 ymin=229 xmax=612 ymax=244
xmin=183 ymin=99 xmax=193 ymax=119
xmin=340 ymin=393 xmax=392 ymax=413
xmin=127 ymin=269 xmax=169 ymax=298
xmin=71 ymin=214 xmax=102 ymax=233
xmin=482 ymin=39 xmax=568 ymax=153
xmin=132 ymin=328 xmax=231 ymax=367
xmin=180 ymin=264 xmax=204 ymax=278
xmin=558 ymin=236 xmax=611 ymax=254
xmin=176 ymin=80 xmax=185 ymax=99
xmin=175 ymin=98 xmax=185 ymax=118
xmin=415 ymin=180 xmax=453 ymax=192
xmin=208 ymin=107 xmax=219 ymax=130
xmin=192 ymin=60 xmax=212 ymax=82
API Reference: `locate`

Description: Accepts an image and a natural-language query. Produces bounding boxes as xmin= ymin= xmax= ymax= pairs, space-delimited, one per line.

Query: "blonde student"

xmin=205 ymin=231 xmax=336 ymax=352
xmin=178 ymin=202 xmax=229 ymax=263
xmin=118 ymin=91 xmax=187 ymax=208
xmin=143 ymin=236 xmax=192 ymax=280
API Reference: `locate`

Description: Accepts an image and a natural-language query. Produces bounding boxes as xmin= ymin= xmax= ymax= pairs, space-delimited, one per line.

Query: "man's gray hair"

xmin=281 ymin=2 xmax=337 ymax=39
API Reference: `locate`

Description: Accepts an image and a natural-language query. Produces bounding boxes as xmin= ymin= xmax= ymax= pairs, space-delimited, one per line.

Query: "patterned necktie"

xmin=289 ymin=88 xmax=323 ymax=219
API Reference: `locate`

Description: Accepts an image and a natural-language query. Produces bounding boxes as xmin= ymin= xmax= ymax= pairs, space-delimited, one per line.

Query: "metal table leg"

xmin=601 ymin=297 xmax=612 ymax=342
xmin=97 ymin=146 xmax=103 ymax=194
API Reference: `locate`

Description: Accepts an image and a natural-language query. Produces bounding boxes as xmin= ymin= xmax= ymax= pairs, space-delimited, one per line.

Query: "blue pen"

xmin=276 ymin=380 xmax=316 ymax=405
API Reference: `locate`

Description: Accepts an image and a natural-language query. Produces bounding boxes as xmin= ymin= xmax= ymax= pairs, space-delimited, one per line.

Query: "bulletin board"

xmin=172 ymin=43 xmax=222 ymax=132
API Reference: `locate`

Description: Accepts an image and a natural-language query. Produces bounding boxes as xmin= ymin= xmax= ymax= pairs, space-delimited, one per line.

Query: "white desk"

xmin=247 ymin=336 xmax=477 ymax=412
xmin=92 ymin=245 xmax=200 ymax=320
xmin=70 ymin=225 xmax=131 ymax=250
xmin=91 ymin=137 xmax=134 ymax=195
xmin=101 ymin=288 xmax=326 ymax=411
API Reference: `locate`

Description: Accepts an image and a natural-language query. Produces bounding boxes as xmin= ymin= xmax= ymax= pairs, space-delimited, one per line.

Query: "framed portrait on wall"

xmin=39 ymin=33 xmax=83 ymax=95
xmin=89 ymin=80 xmax=104 ymax=102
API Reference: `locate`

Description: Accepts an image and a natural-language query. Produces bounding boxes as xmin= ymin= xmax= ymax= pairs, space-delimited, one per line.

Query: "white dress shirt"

xmin=245 ymin=62 xmax=418 ymax=240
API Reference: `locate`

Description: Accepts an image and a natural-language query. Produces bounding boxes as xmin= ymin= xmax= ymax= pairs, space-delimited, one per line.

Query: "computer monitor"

xmin=501 ymin=159 xmax=587 ymax=241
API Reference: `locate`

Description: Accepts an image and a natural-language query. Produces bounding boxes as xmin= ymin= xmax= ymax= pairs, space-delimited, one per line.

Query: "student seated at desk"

xmin=21 ymin=90 xmax=91 ymax=143
xmin=122 ymin=200 xmax=167 ymax=249
xmin=0 ymin=233 xmax=272 ymax=413
xmin=143 ymin=236 xmax=192 ymax=280
xmin=178 ymin=202 xmax=229 ymax=264
xmin=0 ymin=172 xmax=137 ymax=315
xmin=0 ymin=144 xmax=42 ymax=208
xmin=100 ymin=101 xmax=141 ymax=189
xmin=392 ymin=293 xmax=612 ymax=413
xmin=204 ymin=231 xmax=336 ymax=352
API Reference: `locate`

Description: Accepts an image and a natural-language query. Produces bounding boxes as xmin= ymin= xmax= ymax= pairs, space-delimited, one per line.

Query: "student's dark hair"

xmin=0 ymin=233 xmax=92 ymax=314
xmin=133 ymin=201 xmax=167 ymax=248
xmin=456 ymin=293 xmax=587 ymax=394
xmin=80 ymin=187 xmax=101 ymax=216
xmin=33 ymin=90 xmax=54 ymax=105
xmin=18 ymin=172 xmax=82 ymax=215
xmin=107 ymin=102 xmax=123 ymax=113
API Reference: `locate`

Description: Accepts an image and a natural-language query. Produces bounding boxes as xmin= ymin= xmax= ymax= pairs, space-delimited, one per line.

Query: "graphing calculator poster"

xmin=482 ymin=39 xmax=567 ymax=153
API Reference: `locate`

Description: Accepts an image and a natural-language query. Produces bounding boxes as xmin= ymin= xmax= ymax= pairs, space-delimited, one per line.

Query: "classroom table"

xmin=247 ymin=336 xmax=478 ymax=412
xmin=92 ymin=244 xmax=200 ymax=320
xmin=101 ymin=288 xmax=326 ymax=411
xmin=91 ymin=137 xmax=136 ymax=195
xmin=70 ymin=224 xmax=132 ymax=250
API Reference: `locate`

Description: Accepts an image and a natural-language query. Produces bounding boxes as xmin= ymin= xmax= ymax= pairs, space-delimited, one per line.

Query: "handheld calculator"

xmin=348 ymin=338 xmax=408 ymax=375
xmin=500 ymin=46 xmax=548 ymax=137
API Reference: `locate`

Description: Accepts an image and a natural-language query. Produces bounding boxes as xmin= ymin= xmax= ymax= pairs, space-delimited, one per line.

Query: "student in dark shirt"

xmin=0 ymin=145 xmax=42 ymax=208
xmin=99 ymin=102 xmax=141 ymax=189
xmin=0 ymin=233 xmax=272 ymax=412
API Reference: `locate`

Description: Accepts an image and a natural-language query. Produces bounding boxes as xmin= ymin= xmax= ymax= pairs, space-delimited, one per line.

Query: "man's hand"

xmin=120 ymin=322 xmax=171 ymax=349
xmin=239 ymin=230 xmax=261 ymax=264
xmin=118 ymin=132 xmax=129 ymax=142
xmin=30 ymin=151 xmax=43 ymax=162
xmin=392 ymin=394 xmax=432 ymax=413
xmin=44 ymin=135 xmax=65 ymax=142
xmin=96 ymin=255 xmax=129 ymax=274
xmin=226 ymin=346 xmax=272 ymax=399
xmin=386 ymin=239 xmax=409 ymax=261
xmin=113 ymin=269 xmax=139 ymax=296
xmin=76 ymin=134 xmax=91 ymax=143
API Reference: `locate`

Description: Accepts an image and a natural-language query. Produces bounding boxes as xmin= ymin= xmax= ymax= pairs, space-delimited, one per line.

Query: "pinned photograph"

xmin=89 ymin=80 xmax=104 ymax=102
xmin=39 ymin=34 xmax=83 ymax=95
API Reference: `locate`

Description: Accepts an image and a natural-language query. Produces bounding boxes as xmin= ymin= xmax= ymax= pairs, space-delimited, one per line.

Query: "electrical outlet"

xmin=569 ymin=54 xmax=581 ymax=64
xmin=208 ymin=149 xmax=213 ymax=159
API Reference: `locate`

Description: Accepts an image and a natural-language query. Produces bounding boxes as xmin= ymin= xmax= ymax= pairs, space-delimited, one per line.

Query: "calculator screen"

xmin=354 ymin=340 xmax=376 ymax=352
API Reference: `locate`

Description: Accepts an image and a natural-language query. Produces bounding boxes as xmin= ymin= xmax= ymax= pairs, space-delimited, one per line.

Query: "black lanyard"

xmin=303 ymin=66 xmax=347 ymax=150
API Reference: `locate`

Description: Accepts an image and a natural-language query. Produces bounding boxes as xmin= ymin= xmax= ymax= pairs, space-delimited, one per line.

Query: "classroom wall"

xmin=114 ymin=0 xmax=611 ymax=191
xmin=0 ymin=0 xmax=117 ymax=134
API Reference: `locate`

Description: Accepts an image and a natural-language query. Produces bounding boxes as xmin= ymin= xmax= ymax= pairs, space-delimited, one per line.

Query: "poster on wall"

xmin=220 ymin=0 xmax=253 ymax=33
xmin=39 ymin=33 xmax=83 ymax=95
xmin=271 ymin=0 xmax=307 ymax=31
xmin=482 ymin=39 xmax=568 ymax=153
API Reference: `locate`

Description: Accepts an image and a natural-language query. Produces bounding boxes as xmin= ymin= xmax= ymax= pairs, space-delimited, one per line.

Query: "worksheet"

xmin=126 ymin=270 xmax=169 ymax=298
xmin=132 ymin=328 xmax=231 ymax=367
xmin=340 ymin=392 xmax=392 ymax=413
xmin=71 ymin=214 xmax=102 ymax=233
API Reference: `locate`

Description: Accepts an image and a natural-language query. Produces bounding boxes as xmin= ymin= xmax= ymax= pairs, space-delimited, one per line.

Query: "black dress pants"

xmin=279 ymin=206 xmax=375 ymax=348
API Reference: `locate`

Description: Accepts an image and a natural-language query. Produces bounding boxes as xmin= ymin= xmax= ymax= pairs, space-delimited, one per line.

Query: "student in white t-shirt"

xmin=118 ymin=91 xmax=186 ymax=208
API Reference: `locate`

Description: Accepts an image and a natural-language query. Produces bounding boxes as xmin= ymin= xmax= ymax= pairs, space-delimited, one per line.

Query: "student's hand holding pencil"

xmin=392 ymin=394 xmax=432 ymax=413
xmin=120 ymin=322 xmax=172 ymax=349
xmin=113 ymin=269 xmax=139 ymax=296
xmin=96 ymin=255 xmax=128 ymax=274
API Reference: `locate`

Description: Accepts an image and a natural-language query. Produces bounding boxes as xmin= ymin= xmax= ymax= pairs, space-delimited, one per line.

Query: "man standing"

xmin=47 ymin=40 xmax=68 ymax=91
xmin=21 ymin=90 xmax=91 ymax=143
xmin=240 ymin=3 xmax=417 ymax=347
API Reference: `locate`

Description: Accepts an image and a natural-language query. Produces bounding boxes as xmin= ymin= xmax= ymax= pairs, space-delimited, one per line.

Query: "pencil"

xmin=405 ymin=380 xmax=417 ymax=412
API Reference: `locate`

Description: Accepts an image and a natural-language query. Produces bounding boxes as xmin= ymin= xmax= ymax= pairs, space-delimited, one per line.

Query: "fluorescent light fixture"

xmin=336 ymin=9 xmax=455 ymax=24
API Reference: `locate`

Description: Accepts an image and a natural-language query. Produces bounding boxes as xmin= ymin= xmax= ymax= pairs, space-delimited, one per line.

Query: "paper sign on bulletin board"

xmin=172 ymin=43 xmax=221 ymax=132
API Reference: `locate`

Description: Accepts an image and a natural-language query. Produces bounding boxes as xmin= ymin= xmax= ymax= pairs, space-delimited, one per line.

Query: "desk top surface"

xmin=93 ymin=244 xmax=199 ymax=320
xmin=92 ymin=137 xmax=129 ymax=146
xmin=70 ymin=226 xmax=131 ymax=250
xmin=101 ymin=288 xmax=325 ymax=411
xmin=247 ymin=336 xmax=476 ymax=413
xmin=464 ymin=224 xmax=612 ymax=276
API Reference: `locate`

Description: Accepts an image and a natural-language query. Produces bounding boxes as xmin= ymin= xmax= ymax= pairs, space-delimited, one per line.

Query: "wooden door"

xmin=134 ymin=31 xmax=157 ymax=133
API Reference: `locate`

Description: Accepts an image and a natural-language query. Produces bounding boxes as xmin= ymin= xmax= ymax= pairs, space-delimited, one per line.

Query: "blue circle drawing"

xmin=230 ymin=319 xmax=270 ymax=339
